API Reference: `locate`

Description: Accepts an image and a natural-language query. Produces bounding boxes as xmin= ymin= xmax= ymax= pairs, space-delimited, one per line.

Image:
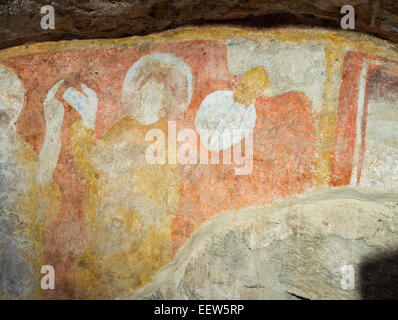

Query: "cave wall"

xmin=1 ymin=27 xmax=398 ymax=299
xmin=1 ymin=0 xmax=398 ymax=49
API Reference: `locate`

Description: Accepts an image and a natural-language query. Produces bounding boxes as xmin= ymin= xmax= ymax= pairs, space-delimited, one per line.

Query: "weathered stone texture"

xmin=1 ymin=0 xmax=398 ymax=50
xmin=129 ymin=188 xmax=398 ymax=300
xmin=1 ymin=27 xmax=398 ymax=299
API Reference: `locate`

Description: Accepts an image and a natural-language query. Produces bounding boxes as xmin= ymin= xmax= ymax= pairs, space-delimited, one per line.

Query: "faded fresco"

xmin=0 ymin=27 xmax=398 ymax=299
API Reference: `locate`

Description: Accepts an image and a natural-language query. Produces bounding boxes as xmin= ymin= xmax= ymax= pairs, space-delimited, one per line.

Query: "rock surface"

xmin=128 ymin=188 xmax=398 ymax=300
xmin=1 ymin=0 xmax=398 ymax=50
xmin=1 ymin=26 xmax=398 ymax=299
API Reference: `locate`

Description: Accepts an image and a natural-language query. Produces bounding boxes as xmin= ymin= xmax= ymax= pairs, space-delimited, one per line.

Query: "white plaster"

xmin=0 ymin=64 xmax=25 ymax=161
xmin=350 ymin=59 xmax=398 ymax=191
xmin=137 ymin=80 xmax=164 ymax=125
xmin=360 ymin=98 xmax=398 ymax=192
xmin=194 ymin=90 xmax=256 ymax=152
xmin=226 ymin=39 xmax=326 ymax=112
xmin=63 ymin=84 xmax=98 ymax=129
xmin=37 ymin=80 xmax=64 ymax=186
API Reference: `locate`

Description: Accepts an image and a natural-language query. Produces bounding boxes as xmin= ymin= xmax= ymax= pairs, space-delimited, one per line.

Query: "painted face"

xmin=0 ymin=65 xmax=24 ymax=130
xmin=122 ymin=53 xmax=193 ymax=125
xmin=137 ymin=79 xmax=165 ymax=125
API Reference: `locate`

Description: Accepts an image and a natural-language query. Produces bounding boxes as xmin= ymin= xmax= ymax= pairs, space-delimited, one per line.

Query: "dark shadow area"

xmin=0 ymin=12 xmax=343 ymax=50
xmin=1 ymin=0 xmax=398 ymax=50
xmin=287 ymin=291 xmax=310 ymax=300
xmin=360 ymin=250 xmax=398 ymax=299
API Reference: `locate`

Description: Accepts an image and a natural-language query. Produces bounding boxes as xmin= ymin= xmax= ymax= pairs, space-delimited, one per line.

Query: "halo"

xmin=122 ymin=53 xmax=193 ymax=125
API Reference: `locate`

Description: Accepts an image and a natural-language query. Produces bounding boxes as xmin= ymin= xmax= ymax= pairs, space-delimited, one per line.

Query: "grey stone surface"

xmin=126 ymin=187 xmax=398 ymax=300
xmin=1 ymin=0 xmax=398 ymax=50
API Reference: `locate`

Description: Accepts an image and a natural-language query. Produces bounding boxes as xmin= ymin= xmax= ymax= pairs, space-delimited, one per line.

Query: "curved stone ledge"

xmin=127 ymin=187 xmax=398 ymax=300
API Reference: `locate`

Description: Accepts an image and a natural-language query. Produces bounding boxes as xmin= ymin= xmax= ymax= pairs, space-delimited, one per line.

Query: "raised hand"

xmin=37 ymin=80 xmax=64 ymax=186
xmin=63 ymin=84 xmax=98 ymax=129
xmin=42 ymin=80 xmax=65 ymax=126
